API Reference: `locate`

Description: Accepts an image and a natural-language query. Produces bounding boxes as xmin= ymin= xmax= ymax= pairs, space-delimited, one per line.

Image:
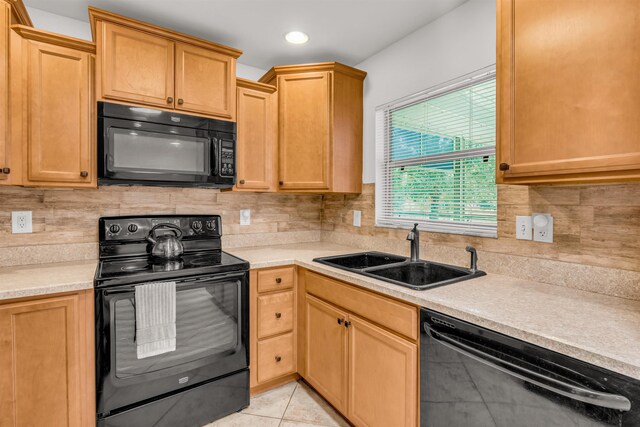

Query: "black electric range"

xmin=94 ymin=215 xmax=249 ymax=427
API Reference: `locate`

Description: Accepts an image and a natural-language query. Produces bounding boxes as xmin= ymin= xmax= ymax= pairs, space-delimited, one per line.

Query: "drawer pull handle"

xmin=275 ymin=355 xmax=282 ymax=362
xmin=275 ymin=312 xmax=282 ymax=319
xmin=275 ymin=277 xmax=282 ymax=284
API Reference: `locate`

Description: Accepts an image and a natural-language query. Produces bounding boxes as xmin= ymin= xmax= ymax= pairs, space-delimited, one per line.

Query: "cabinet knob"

xmin=279 ymin=181 xmax=284 ymax=186
xmin=499 ymin=162 xmax=510 ymax=171
xmin=177 ymin=98 xmax=184 ymax=105
xmin=1 ymin=167 xmax=9 ymax=174
xmin=275 ymin=312 xmax=282 ymax=319
xmin=239 ymin=179 xmax=245 ymax=185
xmin=275 ymin=277 xmax=282 ymax=284
xmin=275 ymin=355 xmax=282 ymax=363
xmin=80 ymin=171 xmax=88 ymax=177
xmin=337 ymin=318 xmax=343 ymax=325
xmin=167 ymin=96 xmax=174 ymax=104
xmin=344 ymin=321 xmax=351 ymax=328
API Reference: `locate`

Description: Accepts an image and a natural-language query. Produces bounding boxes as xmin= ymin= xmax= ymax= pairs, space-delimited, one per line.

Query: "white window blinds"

xmin=375 ymin=67 xmax=497 ymax=238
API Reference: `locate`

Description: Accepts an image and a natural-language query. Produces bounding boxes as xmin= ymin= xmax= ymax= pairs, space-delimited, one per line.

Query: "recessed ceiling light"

xmin=285 ymin=31 xmax=309 ymax=45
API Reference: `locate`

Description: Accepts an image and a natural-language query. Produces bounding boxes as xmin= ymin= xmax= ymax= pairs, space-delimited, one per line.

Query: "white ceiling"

xmin=24 ymin=0 xmax=469 ymax=70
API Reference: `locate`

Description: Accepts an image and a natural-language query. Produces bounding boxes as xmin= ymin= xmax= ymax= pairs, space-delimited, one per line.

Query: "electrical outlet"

xmin=533 ymin=213 xmax=553 ymax=243
xmin=239 ymin=209 xmax=250 ymax=226
xmin=12 ymin=211 xmax=33 ymax=234
xmin=515 ymin=216 xmax=532 ymax=240
xmin=353 ymin=210 xmax=361 ymax=227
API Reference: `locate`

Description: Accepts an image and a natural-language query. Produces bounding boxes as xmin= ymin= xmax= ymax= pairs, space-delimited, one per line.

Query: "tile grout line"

xmin=279 ymin=380 xmax=299 ymax=425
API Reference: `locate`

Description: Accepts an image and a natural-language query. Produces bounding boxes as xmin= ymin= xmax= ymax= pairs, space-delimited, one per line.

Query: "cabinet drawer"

xmin=257 ymin=332 xmax=295 ymax=383
xmin=258 ymin=291 xmax=294 ymax=339
xmin=305 ymin=271 xmax=418 ymax=341
xmin=257 ymin=267 xmax=294 ymax=293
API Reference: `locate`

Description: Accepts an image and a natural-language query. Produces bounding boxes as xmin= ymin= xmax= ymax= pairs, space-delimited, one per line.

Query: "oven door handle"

xmin=102 ymin=271 xmax=246 ymax=295
xmin=424 ymin=324 xmax=632 ymax=411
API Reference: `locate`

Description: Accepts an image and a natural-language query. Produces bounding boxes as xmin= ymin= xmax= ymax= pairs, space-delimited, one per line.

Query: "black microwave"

xmin=98 ymin=102 xmax=236 ymax=188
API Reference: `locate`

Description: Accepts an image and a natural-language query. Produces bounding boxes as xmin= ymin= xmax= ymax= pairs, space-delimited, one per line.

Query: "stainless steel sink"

xmin=313 ymin=251 xmax=485 ymax=291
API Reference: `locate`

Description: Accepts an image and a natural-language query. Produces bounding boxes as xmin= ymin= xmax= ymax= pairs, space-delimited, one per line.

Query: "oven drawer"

xmin=257 ymin=332 xmax=295 ymax=383
xmin=257 ymin=291 xmax=294 ymax=339
xmin=257 ymin=267 xmax=294 ymax=293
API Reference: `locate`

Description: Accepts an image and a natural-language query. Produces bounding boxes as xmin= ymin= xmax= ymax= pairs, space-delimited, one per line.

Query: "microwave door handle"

xmin=424 ymin=324 xmax=632 ymax=412
xmin=211 ymin=137 xmax=219 ymax=176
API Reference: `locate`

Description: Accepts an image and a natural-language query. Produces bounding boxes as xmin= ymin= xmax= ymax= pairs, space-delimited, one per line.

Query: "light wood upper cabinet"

xmin=235 ymin=78 xmax=277 ymax=192
xmin=0 ymin=2 xmax=9 ymax=183
xmin=99 ymin=22 xmax=174 ymax=108
xmin=497 ymin=0 xmax=640 ymax=184
xmin=175 ymin=42 xmax=235 ymax=119
xmin=260 ymin=62 xmax=366 ymax=193
xmin=0 ymin=290 xmax=94 ymax=427
xmin=90 ymin=7 xmax=241 ymax=122
xmin=11 ymin=26 xmax=96 ymax=188
xmin=348 ymin=314 xmax=417 ymax=427
xmin=304 ymin=294 xmax=349 ymax=414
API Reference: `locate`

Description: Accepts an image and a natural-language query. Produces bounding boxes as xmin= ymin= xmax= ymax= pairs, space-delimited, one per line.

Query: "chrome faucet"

xmin=466 ymin=246 xmax=478 ymax=273
xmin=406 ymin=223 xmax=420 ymax=262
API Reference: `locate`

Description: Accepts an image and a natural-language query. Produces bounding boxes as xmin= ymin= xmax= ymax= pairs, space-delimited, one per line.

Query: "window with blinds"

xmin=375 ymin=68 xmax=497 ymax=238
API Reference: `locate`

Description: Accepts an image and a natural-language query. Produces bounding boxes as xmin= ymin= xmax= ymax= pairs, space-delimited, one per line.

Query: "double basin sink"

xmin=313 ymin=251 xmax=485 ymax=291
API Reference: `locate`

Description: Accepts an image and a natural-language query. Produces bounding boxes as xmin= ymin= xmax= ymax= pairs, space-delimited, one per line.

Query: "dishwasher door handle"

xmin=424 ymin=324 xmax=632 ymax=412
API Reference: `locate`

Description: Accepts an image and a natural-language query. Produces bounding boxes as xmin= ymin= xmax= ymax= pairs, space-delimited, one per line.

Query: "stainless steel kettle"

xmin=146 ymin=223 xmax=184 ymax=260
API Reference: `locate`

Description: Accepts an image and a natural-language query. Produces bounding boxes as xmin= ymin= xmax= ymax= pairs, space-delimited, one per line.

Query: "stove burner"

xmin=121 ymin=265 xmax=147 ymax=272
xmin=188 ymin=256 xmax=218 ymax=266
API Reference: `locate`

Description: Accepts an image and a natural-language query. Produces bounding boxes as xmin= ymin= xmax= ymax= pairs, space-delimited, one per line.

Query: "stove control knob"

xmin=127 ymin=224 xmax=138 ymax=233
xmin=206 ymin=220 xmax=216 ymax=230
xmin=109 ymin=224 xmax=121 ymax=234
xmin=192 ymin=221 xmax=203 ymax=231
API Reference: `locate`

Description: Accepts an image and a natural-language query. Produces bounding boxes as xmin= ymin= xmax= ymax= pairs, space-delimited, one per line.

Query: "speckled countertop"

xmin=1 ymin=241 xmax=639 ymax=381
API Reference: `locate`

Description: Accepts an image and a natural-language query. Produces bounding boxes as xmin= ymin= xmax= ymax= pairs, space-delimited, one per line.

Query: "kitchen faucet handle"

xmin=466 ymin=246 xmax=478 ymax=273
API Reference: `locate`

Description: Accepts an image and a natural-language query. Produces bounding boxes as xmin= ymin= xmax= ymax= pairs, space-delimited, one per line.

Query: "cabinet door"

xmin=348 ymin=315 xmax=417 ymax=427
xmin=498 ymin=0 xmax=640 ymax=183
xmin=0 ymin=292 xmax=94 ymax=427
xmin=175 ymin=42 xmax=235 ymax=120
xmin=26 ymin=41 xmax=95 ymax=187
xmin=100 ymin=22 xmax=174 ymax=108
xmin=0 ymin=3 xmax=8 ymax=183
xmin=304 ymin=294 xmax=348 ymax=414
xmin=278 ymin=72 xmax=331 ymax=191
xmin=236 ymin=86 xmax=276 ymax=191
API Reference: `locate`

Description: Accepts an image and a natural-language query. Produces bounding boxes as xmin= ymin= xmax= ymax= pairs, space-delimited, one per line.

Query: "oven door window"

xmin=108 ymin=128 xmax=210 ymax=176
xmin=113 ymin=280 xmax=240 ymax=379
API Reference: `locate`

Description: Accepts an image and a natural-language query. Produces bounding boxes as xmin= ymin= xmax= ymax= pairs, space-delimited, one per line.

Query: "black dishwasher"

xmin=420 ymin=308 xmax=640 ymax=426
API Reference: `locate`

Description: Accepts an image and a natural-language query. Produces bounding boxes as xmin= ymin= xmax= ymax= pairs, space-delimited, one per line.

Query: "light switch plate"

xmin=12 ymin=211 xmax=32 ymax=234
xmin=532 ymin=213 xmax=553 ymax=243
xmin=353 ymin=210 xmax=362 ymax=227
xmin=515 ymin=216 xmax=532 ymax=240
xmin=239 ymin=209 xmax=250 ymax=226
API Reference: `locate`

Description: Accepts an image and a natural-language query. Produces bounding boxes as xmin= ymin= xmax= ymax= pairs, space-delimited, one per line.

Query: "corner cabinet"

xmin=0 ymin=290 xmax=95 ymax=427
xmin=90 ymin=7 xmax=240 ymax=121
xmin=260 ymin=62 xmax=366 ymax=193
xmin=300 ymin=270 xmax=418 ymax=427
xmin=235 ymin=78 xmax=277 ymax=192
xmin=11 ymin=26 xmax=96 ymax=188
xmin=497 ymin=0 xmax=640 ymax=184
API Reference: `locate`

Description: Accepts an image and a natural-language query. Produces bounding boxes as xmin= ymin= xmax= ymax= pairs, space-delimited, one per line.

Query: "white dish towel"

xmin=135 ymin=281 xmax=177 ymax=359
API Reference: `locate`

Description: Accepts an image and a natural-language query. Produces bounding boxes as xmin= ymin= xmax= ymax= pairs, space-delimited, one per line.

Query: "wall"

xmin=322 ymin=183 xmax=640 ymax=300
xmin=0 ymin=186 xmax=322 ymax=267
xmin=355 ymin=0 xmax=496 ymax=183
xmin=25 ymin=7 xmax=267 ymax=80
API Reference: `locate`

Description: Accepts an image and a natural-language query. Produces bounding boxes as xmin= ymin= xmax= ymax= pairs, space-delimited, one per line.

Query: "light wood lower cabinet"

xmin=301 ymin=270 xmax=419 ymax=427
xmin=304 ymin=294 xmax=349 ymax=414
xmin=0 ymin=290 xmax=95 ymax=427
xmin=250 ymin=266 xmax=297 ymax=393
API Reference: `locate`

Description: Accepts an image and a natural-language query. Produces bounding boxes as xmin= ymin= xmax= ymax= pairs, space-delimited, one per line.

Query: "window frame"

xmin=374 ymin=66 xmax=497 ymax=238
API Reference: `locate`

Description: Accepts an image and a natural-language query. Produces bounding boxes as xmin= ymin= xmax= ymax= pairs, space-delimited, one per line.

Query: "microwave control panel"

xmin=220 ymin=140 xmax=235 ymax=177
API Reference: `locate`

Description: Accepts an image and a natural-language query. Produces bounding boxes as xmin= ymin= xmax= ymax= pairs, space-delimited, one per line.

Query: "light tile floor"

xmin=205 ymin=381 xmax=349 ymax=427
